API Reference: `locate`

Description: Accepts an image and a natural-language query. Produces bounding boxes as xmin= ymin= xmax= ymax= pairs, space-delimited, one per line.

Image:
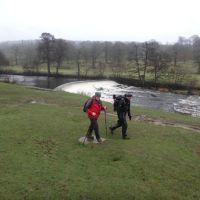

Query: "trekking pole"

xmin=104 ymin=110 xmax=108 ymax=136
xmin=83 ymin=135 xmax=87 ymax=145
xmin=83 ymin=129 xmax=89 ymax=145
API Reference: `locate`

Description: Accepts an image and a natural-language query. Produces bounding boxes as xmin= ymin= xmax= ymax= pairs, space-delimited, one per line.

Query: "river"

xmin=0 ymin=74 xmax=77 ymax=89
xmin=1 ymin=74 xmax=200 ymax=117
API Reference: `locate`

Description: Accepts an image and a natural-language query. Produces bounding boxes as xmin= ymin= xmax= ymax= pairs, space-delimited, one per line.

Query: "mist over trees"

xmin=0 ymin=33 xmax=200 ymax=88
xmin=0 ymin=50 xmax=9 ymax=67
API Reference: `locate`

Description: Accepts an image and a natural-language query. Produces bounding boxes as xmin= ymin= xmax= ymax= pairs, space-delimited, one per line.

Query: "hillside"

xmin=0 ymin=83 xmax=200 ymax=200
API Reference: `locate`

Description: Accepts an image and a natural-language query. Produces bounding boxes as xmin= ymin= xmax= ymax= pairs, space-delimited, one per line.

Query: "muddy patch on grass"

xmin=28 ymin=99 xmax=58 ymax=106
xmin=134 ymin=114 xmax=200 ymax=133
xmin=107 ymin=113 xmax=200 ymax=133
xmin=34 ymin=139 xmax=58 ymax=156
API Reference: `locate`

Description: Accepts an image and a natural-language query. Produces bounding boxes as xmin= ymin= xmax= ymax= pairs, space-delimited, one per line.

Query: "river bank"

xmin=1 ymin=70 xmax=200 ymax=95
xmin=1 ymin=74 xmax=200 ymax=117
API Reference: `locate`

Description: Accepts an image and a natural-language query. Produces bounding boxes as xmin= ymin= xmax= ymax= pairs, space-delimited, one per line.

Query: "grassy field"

xmin=0 ymin=83 xmax=200 ymax=200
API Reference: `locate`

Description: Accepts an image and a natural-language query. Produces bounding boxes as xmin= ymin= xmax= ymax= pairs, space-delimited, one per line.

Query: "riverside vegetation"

xmin=1 ymin=33 xmax=200 ymax=94
xmin=1 ymin=62 xmax=200 ymax=95
xmin=0 ymin=83 xmax=200 ymax=200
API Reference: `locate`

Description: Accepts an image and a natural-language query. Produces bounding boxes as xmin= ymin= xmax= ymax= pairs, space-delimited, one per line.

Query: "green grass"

xmin=1 ymin=65 xmax=24 ymax=73
xmin=0 ymin=83 xmax=200 ymax=200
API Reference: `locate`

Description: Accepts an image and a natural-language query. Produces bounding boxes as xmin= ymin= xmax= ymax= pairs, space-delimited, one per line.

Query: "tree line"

xmin=0 ymin=33 xmax=200 ymax=88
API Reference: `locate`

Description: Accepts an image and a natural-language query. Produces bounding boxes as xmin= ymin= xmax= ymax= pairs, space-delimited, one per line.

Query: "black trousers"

xmin=111 ymin=111 xmax=128 ymax=138
xmin=87 ymin=118 xmax=100 ymax=140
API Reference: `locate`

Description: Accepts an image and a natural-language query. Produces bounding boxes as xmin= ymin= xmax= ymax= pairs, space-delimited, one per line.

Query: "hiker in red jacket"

xmin=85 ymin=92 xmax=106 ymax=143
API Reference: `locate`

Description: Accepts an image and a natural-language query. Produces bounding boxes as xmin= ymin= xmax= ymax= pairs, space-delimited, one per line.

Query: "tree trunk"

xmin=136 ymin=60 xmax=141 ymax=81
xmin=47 ymin=60 xmax=51 ymax=76
xmin=134 ymin=45 xmax=142 ymax=81
xmin=56 ymin=62 xmax=60 ymax=75
xmin=143 ymin=45 xmax=148 ymax=84
xmin=139 ymin=42 xmax=148 ymax=85
xmin=198 ymin=63 xmax=200 ymax=74
xmin=92 ymin=57 xmax=96 ymax=68
xmin=77 ymin=62 xmax=80 ymax=79
xmin=15 ymin=57 xmax=18 ymax=65
xmin=154 ymin=63 xmax=158 ymax=88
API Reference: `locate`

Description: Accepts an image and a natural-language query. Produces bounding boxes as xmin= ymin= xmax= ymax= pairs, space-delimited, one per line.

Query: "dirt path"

xmin=107 ymin=113 xmax=200 ymax=133
xmin=28 ymin=99 xmax=200 ymax=133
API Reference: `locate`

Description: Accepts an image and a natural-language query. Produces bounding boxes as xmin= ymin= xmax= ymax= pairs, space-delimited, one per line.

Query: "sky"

xmin=0 ymin=0 xmax=200 ymax=44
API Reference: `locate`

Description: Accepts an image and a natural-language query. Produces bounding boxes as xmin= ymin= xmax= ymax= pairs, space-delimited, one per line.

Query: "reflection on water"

xmin=0 ymin=74 xmax=77 ymax=89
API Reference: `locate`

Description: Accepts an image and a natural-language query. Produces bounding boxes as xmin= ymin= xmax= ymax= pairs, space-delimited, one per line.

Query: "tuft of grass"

xmin=0 ymin=83 xmax=200 ymax=200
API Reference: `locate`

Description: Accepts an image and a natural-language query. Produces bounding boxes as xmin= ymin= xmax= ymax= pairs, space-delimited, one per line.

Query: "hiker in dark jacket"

xmin=85 ymin=92 xmax=106 ymax=143
xmin=109 ymin=94 xmax=132 ymax=139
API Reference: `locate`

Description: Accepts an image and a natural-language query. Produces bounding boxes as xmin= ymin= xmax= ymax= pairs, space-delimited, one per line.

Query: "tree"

xmin=95 ymin=61 xmax=106 ymax=76
xmin=37 ymin=32 xmax=55 ymax=76
xmin=103 ymin=41 xmax=113 ymax=63
xmin=12 ymin=44 xmax=20 ymax=65
xmin=75 ymin=47 xmax=82 ymax=78
xmin=191 ymin=35 xmax=200 ymax=74
xmin=175 ymin=37 xmax=193 ymax=63
xmin=54 ymin=39 xmax=68 ymax=75
xmin=127 ymin=42 xmax=149 ymax=83
xmin=127 ymin=43 xmax=142 ymax=80
xmin=90 ymin=41 xmax=102 ymax=68
xmin=21 ymin=41 xmax=39 ymax=71
xmin=111 ymin=42 xmax=126 ymax=76
xmin=74 ymin=42 xmax=90 ymax=78
xmin=80 ymin=41 xmax=90 ymax=66
xmin=148 ymin=41 xmax=171 ymax=86
xmin=0 ymin=50 xmax=9 ymax=68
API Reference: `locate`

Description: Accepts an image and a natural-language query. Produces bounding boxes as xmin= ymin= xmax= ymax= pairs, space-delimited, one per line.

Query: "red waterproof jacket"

xmin=87 ymin=96 xmax=105 ymax=119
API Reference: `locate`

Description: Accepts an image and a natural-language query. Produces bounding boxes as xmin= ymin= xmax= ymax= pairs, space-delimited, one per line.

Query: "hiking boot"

xmin=97 ymin=138 xmax=102 ymax=143
xmin=109 ymin=126 xmax=114 ymax=134
xmin=86 ymin=135 xmax=94 ymax=141
xmin=122 ymin=136 xmax=130 ymax=140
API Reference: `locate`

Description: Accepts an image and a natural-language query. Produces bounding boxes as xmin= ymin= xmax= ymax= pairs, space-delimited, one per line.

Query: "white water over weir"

xmin=55 ymin=80 xmax=200 ymax=118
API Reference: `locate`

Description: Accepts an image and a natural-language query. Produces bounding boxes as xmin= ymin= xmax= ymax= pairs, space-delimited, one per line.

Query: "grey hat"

xmin=95 ymin=92 xmax=101 ymax=97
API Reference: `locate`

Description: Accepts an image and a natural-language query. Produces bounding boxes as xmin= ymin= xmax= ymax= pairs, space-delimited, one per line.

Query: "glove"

xmin=128 ymin=115 xmax=132 ymax=120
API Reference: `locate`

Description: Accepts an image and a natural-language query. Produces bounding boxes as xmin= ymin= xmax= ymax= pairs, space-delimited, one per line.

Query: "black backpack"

xmin=83 ymin=98 xmax=93 ymax=112
xmin=113 ymin=95 xmax=125 ymax=112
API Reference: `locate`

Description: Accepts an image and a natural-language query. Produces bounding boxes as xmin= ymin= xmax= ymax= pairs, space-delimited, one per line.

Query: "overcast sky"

xmin=0 ymin=0 xmax=200 ymax=43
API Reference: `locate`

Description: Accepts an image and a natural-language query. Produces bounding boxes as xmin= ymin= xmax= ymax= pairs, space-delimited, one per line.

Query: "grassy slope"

xmin=0 ymin=83 xmax=200 ymax=200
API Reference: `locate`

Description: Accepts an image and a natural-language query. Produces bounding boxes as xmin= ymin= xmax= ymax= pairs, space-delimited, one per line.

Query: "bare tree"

xmin=21 ymin=41 xmax=39 ymax=72
xmin=12 ymin=45 xmax=20 ymax=65
xmin=176 ymin=36 xmax=193 ymax=63
xmin=80 ymin=42 xmax=90 ymax=66
xmin=37 ymin=32 xmax=55 ymax=76
xmin=127 ymin=42 xmax=149 ymax=83
xmin=90 ymin=41 xmax=102 ymax=68
xmin=0 ymin=50 xmax=9 ymax=69
xmin=191 ymin=35 xmax=200 ymax=74
xmin=111 ymin=42 xmax=126 ymax=76
xmin=148 ymin=41 xmax=171 ymax=86
xmin=137 ymin=42 xmax=149 ymax=82
xmin=74 ymin=42 xmax=91 ymax=78
xmin=133 ymin=44 xmax=142 ymax=80
xmin=104 ymin=41 xmax=113 ymax=63
xmin=54 ymin=39 xmax=68 ymax=75
xmin=95 ymin=61 xmax=106 ymax=76
xmin=75 ymin=47 xmax=82 ymax=79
